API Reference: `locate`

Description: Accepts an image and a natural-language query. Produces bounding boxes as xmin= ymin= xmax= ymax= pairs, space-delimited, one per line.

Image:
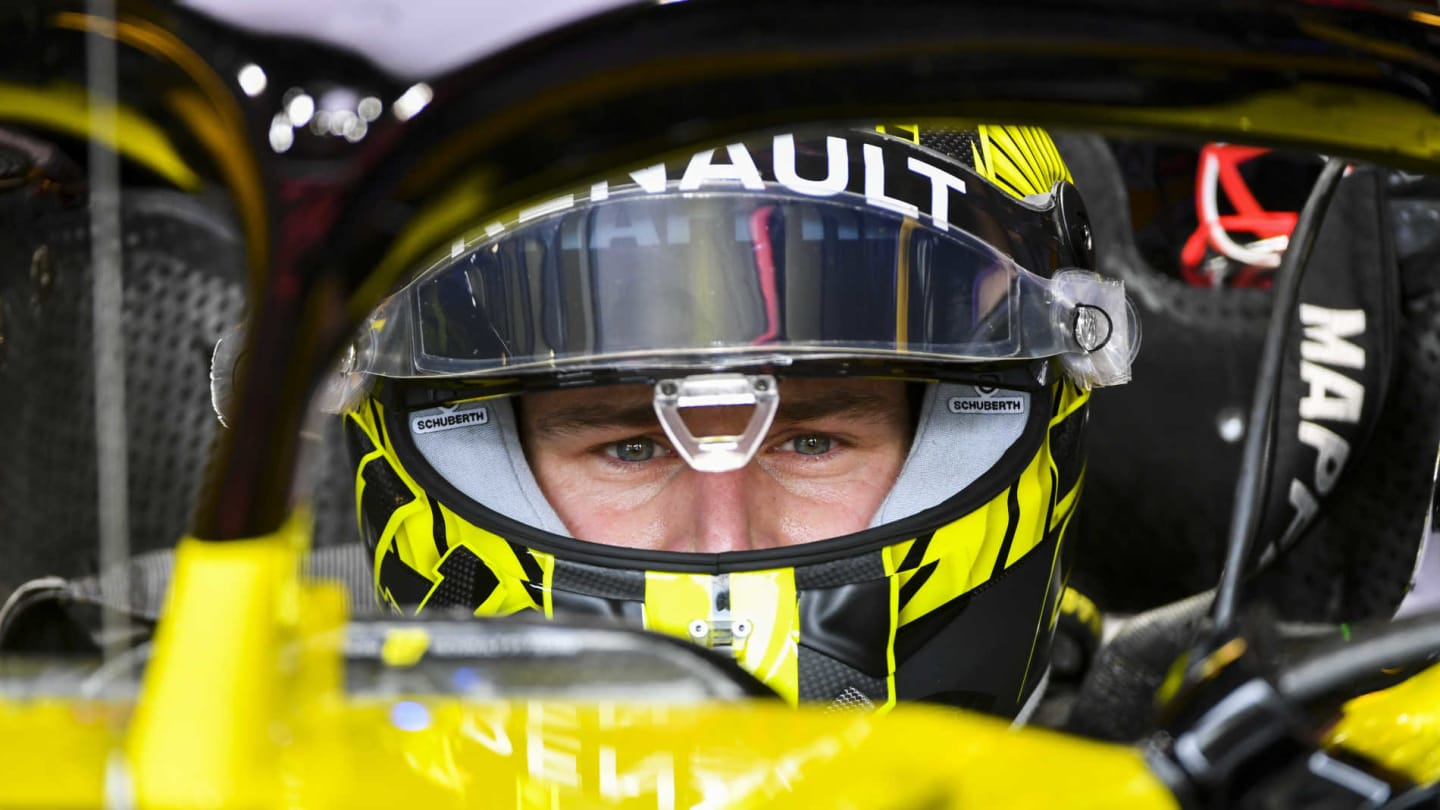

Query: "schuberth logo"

xmin=947 ymin=390 xmax=1027 ymax=415
xmin=412 ymin=403 xmax=490 ymax=435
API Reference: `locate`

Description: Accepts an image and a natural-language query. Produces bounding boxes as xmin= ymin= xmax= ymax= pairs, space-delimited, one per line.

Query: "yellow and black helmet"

xmin=341 ymin=124 xmax=1137 ymax=715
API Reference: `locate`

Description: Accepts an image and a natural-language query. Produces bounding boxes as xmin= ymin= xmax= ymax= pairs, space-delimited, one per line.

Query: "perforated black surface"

xmin=0 ymin=190 xmax=245 ymax=598
xmin=0 ymin=168 xmax=379 ymax=606
xmin=1057 ymin=134 xmax=1438 ymax=620
xmin=1256 ymin=290 xmax=1440 ymax=620
xmin=426 ymin=545 xmax=498 ymax=611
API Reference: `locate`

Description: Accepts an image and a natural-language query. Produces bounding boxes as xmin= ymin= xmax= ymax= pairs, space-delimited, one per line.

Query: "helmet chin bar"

xmin=653 ymin=374 xmax=780 ymax=473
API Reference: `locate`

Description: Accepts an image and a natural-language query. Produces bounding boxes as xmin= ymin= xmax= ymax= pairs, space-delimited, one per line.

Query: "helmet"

xmin=340 ymin=123 xmax=1137 ymax=715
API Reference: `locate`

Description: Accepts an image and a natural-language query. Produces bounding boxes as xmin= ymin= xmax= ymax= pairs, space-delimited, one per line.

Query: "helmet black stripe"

xmin=898 ymin=559 xmax=938 ymax=610
xmin=897 ymin=531 xmax=934 ymax=572
xmin=507 ymin=539 xmax=545 ymax=585
xmin=990 ymin=483 xmax=1022 ymax=579
xmin=428 ymin=495 xmax=449 ymax=556
xmin=378 ymin=545 xmax=433 ymax=612
xmin=421 ymin=545 xmax=500 ymax=612
xmin=359 ymin=456 xmax=415 ymax=551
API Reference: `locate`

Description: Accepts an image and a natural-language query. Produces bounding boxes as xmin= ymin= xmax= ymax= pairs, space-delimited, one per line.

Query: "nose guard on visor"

xmin=652 ymin=374 xmax=779 ymax=473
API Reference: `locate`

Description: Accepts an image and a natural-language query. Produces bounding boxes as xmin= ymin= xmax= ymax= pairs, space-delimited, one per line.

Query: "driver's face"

xmin=519 ymin=379 xmax=912 ymax=553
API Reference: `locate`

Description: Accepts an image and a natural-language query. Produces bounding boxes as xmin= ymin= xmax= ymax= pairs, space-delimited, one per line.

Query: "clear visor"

xmin=355 ymin=188 xmax=1135 ymax=388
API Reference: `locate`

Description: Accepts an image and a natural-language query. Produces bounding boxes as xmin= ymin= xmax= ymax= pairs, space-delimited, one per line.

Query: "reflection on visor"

xmin=360 ymin=190 xmax=1136 ymax=387
xmin=418 ymin=194 xmax=1012 ymax=365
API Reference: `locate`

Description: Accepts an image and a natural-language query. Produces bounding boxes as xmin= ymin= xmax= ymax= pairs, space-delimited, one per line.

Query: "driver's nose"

xmin=673 ymin=467 xmax=781 ymax=553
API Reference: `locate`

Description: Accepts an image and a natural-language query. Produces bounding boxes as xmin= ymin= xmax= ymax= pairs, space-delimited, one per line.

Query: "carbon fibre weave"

xmin=917 ymin=128 xmax=983 ymax=169
xmin=825 ymin=686 xmax=876 ymax=712
xmin=552 ymin=559 xmax=646 ymax=601
xmin=425 ymin=545 xmax=499 ymax=611
xmin=797 ymin=644 xmax=888 ymax=705
xmin=794 ymin=553 xmax=887 ymax=589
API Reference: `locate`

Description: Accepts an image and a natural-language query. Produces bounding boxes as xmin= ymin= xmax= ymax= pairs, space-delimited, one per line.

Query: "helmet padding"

xmin=409 ymin=397 xmax=571 ymax=536
xmin=408 ymin=382 xmax=1030 ymax=539
xmin=869 ymin=383 xmax=1030 ymax=528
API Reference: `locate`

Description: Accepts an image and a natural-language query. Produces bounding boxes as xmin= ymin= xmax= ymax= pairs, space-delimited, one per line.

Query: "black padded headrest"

xmin=1056 ymin=134 xmax=1435 ymax=622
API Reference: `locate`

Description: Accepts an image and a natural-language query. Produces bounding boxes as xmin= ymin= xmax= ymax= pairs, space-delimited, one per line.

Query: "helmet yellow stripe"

xmin=1053 ymin=379 xmax=1091 ymax=422
xmin=876 ymin=123 xmax=921 ymax=144
xmin=897 ymin=504 xmax=1001 ymax=624
xmin=1048 ymin=380 xmax=1091 ymax=532
xmin=882 ymin=569 xmax=899 ymax=712
xmin=1052 ymin=482 xmax=1083 ymax=531
xmin=884 ymin=538 xmax=918 ymax=575
xmin=974 ymin=125 xmax=1073 ymax=199
xmin=535 ymin=551 xmax=557 ymax=618
xmin=356 ymin=399 xmax=433 ymax=585
xmin=344 ymin=414 xmax=387 ymax=573
xmin=1003 ymin=451 xmax=1056 ymax=570
xmin=642 ymin=570 xmax=805 ymax=704
xmin=731 ymin=570 xmax=800 ymax=705
xmin=642 ymin=571 xmax=711 ymax=640
xmin=894 ymin=421 xmax=1069 ymax=627
xmin=352 ymin=399 xmax=549 ymax=616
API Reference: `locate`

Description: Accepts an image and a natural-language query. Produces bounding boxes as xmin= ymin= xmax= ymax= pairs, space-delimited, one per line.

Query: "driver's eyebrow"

xmin=530 ymin=401 xmax=658 ymax=436
xmin=529 ymin=387 xmax=904 ymax=436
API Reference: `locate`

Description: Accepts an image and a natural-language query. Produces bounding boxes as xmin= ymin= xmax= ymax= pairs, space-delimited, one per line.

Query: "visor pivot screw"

xmin=1075 ymin=222 xmax=1092 ymax=256
xmin=753 ymin=378 xmax=769 ymax=392
xmin=732 ymin=619 xmax=752 ymax=639
xmin=339 ymin=342 xmax=357 ymax=374
xmin=660 ymin=381 xmax=679 ymax=397
xmin=1072 ymin=304 xmax=1114 ymax=353
xmin=687 ymin=619 xmax=710 ymax=642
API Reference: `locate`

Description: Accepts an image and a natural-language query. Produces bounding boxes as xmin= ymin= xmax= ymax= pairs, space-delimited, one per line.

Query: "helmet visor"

xmin=359 ymin=189 xmax=1123 ymax=379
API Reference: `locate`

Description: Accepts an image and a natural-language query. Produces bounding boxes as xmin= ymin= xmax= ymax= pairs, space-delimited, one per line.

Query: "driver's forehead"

xmin=520 ymin=377 xmax=910 ymax=431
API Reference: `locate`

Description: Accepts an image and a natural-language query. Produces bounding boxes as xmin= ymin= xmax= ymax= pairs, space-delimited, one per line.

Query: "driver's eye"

xmin=610 ymin=438 xmax=656 ymax=462
xmin=792 ymin=435 xmax=832 ymax=455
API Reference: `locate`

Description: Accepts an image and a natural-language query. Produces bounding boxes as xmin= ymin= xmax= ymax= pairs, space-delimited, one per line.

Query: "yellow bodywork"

xmin=1327 ymin=662 xmax=1440 ymax=786
xmin=2 ymin=515 xmax=1434 ymax=808
xmin=2 ymin=15 xmax=1439 ymax=805
xmin=0 ymin=515 xmax=1178 ymax=809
